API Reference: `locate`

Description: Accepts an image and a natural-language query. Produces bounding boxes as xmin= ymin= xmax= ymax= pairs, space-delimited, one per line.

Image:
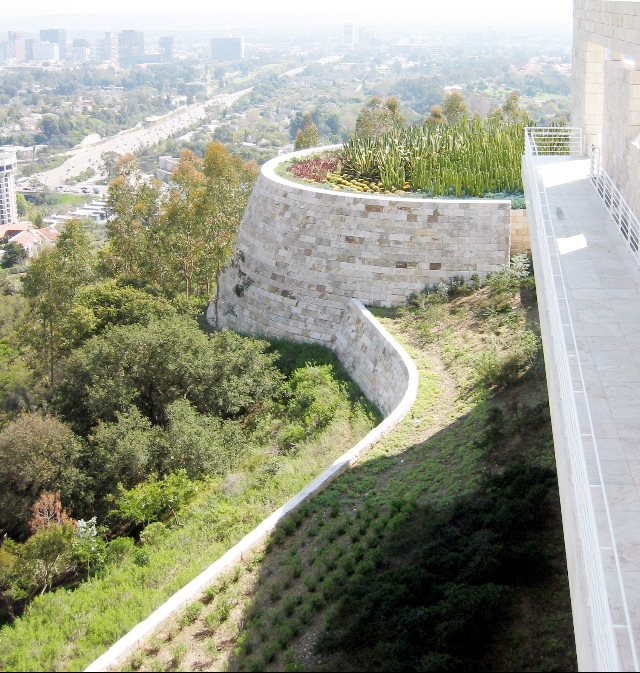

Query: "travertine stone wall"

xmin=573 ymin=0 xmax=640 ymax=215
xmin=212 ymin=148 xmax=511 ymax=348
xmin=335 ymin=299 xmax=412 ymax=416
xmin=510 ymin=209 xmax=530 ymax=256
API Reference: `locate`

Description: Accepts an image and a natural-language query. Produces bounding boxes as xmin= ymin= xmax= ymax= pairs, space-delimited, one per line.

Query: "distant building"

xmin=0 ymin=152 xmax=18 ymax=226
xmin=71 ymin=45 xmax=91 ymax=62
xmin=95 ymin=32 xmax=118 ymax=64
xmin=210 ymin=37 xmax=244 ymax=61
xmin=24 ymin=39 xmax=36 ymax=61
xmin=343 ymin=23 xmax=354 ymax=48
xmin=118 ymin=30 xmax=145 ymax=65
xmin=159 ymin=36 xmax=174 ymax=63
xmin=359 ymin=28 xmax=377 ymax=47
xmin=157 ymin=156 xmax=180 ymax=181
xmin=8 ymin=31 xmax=25 ymax=61
xmin=32 ymin=41 xmax=60 ymax=61
xmin=40 ymin=28 xmax=67 ymax=60
xmin=391 ymin=44 xmax=442 ymax=57
xmin=1 ymin=223 xmax=59 ymax=259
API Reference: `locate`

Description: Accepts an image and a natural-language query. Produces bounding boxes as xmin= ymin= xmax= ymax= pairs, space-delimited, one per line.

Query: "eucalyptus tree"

xmin=156 ymin=143 xmax=257 ymax=314
xmin=355 ymin=96 xmax=405 ymax=138
xmin=200 ymin=142 xmax=257 ymax=326
xmin=103 ymin=154 xmax=162 ymax=279
xmin=22 ymin=219 xmax=93 ymax=384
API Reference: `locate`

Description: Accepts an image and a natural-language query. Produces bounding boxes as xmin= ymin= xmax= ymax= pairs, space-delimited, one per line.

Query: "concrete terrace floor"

xmin=534 ymin=155 xmax=640 ymax=671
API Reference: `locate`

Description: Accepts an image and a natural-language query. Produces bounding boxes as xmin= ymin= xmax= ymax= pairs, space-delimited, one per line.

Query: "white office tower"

xmin=0 ymin=152 xmax=18 ymax=225
xmin=343 ymin=24 xmax=354 ymax=48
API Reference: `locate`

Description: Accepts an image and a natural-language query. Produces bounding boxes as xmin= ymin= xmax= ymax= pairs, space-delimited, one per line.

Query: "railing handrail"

xmin=588 ymin=147 xmax=640 ymax=267
xmin=525 ymin=126 xmax=583 ymax=156
xmin=523 ymin=128 xmax=623 ymax=672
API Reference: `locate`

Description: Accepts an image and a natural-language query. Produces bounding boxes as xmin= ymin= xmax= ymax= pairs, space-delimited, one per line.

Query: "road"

xmin=29 ymin=88 xmax=252 ymax=191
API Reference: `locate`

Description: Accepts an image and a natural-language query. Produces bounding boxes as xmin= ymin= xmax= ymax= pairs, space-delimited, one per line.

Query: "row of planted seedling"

xmin=230 ymin=497 xmax=414 ymax=672
xmin=126 ymin=495 xmax=413 ymax=672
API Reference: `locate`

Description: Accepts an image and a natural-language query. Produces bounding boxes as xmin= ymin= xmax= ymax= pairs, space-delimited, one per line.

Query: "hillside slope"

xmin=124 ymin=259 xmax=578 ymax=673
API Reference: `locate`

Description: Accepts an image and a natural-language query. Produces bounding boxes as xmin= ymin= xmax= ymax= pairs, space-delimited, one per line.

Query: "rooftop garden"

xmin=274 ymin=93 xmax=550 ymax=208
xmin=278 ymin=118 xmax=528 ymax=208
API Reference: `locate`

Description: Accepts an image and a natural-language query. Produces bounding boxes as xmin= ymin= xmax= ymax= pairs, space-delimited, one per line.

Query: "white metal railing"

xmin=526 ymin=126 xmax=583 ymax=156
xmin=524 ymin=128 xmax=623 ymax=672
xmin=589 ymin=147 xmax=640 ymax=266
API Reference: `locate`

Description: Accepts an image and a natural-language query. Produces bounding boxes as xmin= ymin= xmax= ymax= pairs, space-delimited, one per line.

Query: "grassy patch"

xmin=123 ymin=260 xmax=576 ymax=672
xmin=0 ymin=344 xmax=378 ymax=672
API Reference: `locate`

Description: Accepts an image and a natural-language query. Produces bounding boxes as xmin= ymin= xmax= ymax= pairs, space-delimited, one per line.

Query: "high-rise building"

xmin=8 ymin=31 xmax=25 ymax=61
xmin=210 ymin=37 xmax=244 ymax=61
xmin=32 ymin=41 xmax=60 ymax=61
xmin=40 ymin=29 xmax=67 ymax=59
xmin=24 ymin=39 xmax=36 ymax=61
xmin=343 ymin=23 xmax=354 ymax=48
xmin=159 ymin=36 xmax=174 ymax=63
xmin=95 ymin=32 xmax=118 ymax=63
xmin=118 ymin=30 xmax=145 ymax=65
xmin=0 ymin=153 xmax=18 ymax=226
xmin=71 ymin=46 xmax=91 ymax=62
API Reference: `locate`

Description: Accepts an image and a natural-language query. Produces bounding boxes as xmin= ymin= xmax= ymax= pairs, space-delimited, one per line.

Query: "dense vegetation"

xmin=338 ymin=117 xmax=525 ymax=195
xmin=0 ymin=141 xmax=380 ymax=670
xmin=120 ymin=258 xmax=577 ymax=672
xmin=283 ymin=93 xmax=532 ymax=202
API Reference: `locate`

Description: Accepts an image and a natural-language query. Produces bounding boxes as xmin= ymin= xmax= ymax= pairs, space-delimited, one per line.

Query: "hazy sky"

xmin=2 ymin=0 xmax=574 ymax=25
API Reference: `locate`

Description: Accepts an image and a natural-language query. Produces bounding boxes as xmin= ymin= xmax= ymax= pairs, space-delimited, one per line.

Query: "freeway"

xmin=29 ymin=88 xmax=252 ymax=191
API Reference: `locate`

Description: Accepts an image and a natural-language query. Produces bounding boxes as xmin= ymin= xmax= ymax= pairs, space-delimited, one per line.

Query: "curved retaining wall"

xmin=86 ymin=298 xmax=418 ymax=672
xmin=211 ymin=146 xmax=512 ymax=347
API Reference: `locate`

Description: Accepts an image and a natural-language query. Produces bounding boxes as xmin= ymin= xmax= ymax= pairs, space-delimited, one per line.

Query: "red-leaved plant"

xmin=287 ymin=156 xmax=340 ymax=182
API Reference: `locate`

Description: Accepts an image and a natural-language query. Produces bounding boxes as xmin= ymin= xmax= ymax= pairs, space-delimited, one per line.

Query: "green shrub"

xmin=106 ymin=537 xmax=135 ymax=565
xmin=170 ymin=643 xmax=188 ymax=666
xmin=179 ymin=601 xmax=203 ymax=627
xmin=279 ymin=365 xmax=345 ymax=451
xmin=215 ymin=597 xmax=233 ymax=623
xmin=139 ymin=522 xmax=168 ymax=547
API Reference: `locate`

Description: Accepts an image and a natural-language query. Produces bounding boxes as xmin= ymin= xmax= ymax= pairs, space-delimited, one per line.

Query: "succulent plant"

xmin=336 ymin=117 xmax=527 ymax=197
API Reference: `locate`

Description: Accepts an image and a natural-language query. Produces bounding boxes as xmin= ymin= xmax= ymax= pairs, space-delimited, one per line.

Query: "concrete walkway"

xmin=535 ymin=155 xmax=640 ymax=671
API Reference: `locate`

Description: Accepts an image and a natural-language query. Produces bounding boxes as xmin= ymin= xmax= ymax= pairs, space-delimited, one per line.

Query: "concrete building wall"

xmin=212 ymin=147 xmax=512 ymax=348
xmin=572 ymin=0 xmax=640 ymax=215
xmin=0 ymin=152 xmax=17 ymax=226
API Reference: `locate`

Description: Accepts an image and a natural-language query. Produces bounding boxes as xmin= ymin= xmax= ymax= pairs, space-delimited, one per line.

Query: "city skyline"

xmin=1 ymin=0 xmax=574 ymax=28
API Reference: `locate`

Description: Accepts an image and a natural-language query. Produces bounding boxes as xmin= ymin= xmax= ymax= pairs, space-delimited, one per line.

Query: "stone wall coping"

xmin=85 ymin=298 xmax=418 ymax=673
xmin=266 ymin=145 xmax=513 ymax=207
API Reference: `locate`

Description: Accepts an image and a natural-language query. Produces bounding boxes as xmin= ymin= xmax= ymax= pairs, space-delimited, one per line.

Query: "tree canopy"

xmin=53 ymin=316 xmax=283 ymax=433
xmin=355 ymin=96 xmax=405 ymax=138
xmin=294 ymin=112 xmax=319 ymax=150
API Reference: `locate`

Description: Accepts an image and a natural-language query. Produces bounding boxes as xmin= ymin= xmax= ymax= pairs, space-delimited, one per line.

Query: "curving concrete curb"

xmin=85 ymin=299 xmax=418 ymax=672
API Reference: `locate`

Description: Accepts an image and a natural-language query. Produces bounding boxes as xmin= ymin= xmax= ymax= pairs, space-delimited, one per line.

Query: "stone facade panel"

xmin=211 ymin=147 xmax=515 ymax=349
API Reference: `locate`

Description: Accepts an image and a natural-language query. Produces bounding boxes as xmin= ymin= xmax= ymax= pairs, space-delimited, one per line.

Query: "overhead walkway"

xmin=524 ymin=129 xmax=640 ymax=672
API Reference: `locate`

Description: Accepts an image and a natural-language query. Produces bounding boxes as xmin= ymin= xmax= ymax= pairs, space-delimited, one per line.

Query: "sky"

xmin=1 ymin=0 xmax=574 ymax=27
